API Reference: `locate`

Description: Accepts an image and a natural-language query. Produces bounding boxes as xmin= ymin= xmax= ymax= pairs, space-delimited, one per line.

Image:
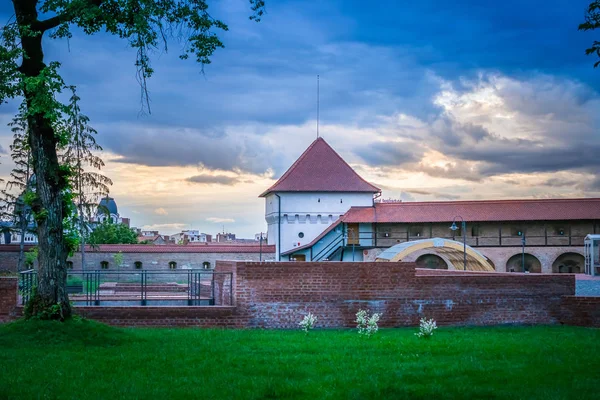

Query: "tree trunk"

xmin=14 ymin=0 xmax=71 ymax=319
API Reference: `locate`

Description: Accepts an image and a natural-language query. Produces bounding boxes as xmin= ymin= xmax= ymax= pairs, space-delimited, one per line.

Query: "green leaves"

xmin=88 ymin=219 xmax=139 ymax=245
xmin=580 ymin=1 xmax=600 ymax=68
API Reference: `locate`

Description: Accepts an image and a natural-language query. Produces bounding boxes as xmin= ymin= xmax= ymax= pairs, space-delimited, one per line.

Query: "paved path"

xmin=576 ymin=275 xmax=600 ymax=296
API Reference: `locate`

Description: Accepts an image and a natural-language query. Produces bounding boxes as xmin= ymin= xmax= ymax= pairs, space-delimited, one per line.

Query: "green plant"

xmin=24 ymin=247 xmax=38 ymax=268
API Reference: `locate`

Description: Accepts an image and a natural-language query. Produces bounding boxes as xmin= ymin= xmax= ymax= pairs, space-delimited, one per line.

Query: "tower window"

xmin=298 ymin=232 xmax=305 ymax=238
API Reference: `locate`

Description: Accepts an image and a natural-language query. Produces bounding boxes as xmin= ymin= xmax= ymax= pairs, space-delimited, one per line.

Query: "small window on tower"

xmin=298 ymin=232 xmax=305 ymax=239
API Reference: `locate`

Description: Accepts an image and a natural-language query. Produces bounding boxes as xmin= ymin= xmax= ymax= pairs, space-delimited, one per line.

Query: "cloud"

xmin=141 ymin=223 xmax=187 ymax=232
xmin=185 ymin=174 xmax=241 ymax=185
xmin=355 ymin=141 xmax=422 ymax=167
xmin=206 ymin=217 xmax=235 ymax=224
xmin=154 ymin=208 xmax=168 ymax=216
xmin=402 ymin=188 xmax=461 ymax=201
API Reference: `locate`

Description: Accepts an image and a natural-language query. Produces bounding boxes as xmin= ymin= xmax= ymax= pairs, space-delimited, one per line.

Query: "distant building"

xmin=94 ymin=196 xmax=130 ymax=227
xmin=216 ymin=232 xmax=236 ymax=243
xmin=255 ymin=233 xmax=267 ymax=241
xmin=171 ymin=230 xmax=212 ymax=245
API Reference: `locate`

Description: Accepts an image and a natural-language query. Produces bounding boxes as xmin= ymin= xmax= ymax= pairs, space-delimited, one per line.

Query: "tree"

xmin=60 ymin=87 xmax=112 ymax=271
xmin=1 ymin=0 xmax=265 ymax=319
xmin=88 ymin=220 xmax=138 ymax=245
xmin=2 ymin=109 xmax=34 ymax=272
xmin=580 ymin=1 xmax=600 ymax=67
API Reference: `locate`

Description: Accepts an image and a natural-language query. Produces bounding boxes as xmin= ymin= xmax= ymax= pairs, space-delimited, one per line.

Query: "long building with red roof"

xmin=263 ymin=137 xmax=600 ymax=274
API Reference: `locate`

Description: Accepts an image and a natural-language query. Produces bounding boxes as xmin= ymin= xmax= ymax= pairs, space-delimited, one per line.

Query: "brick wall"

xmin=74 ymin=306 xmax=242 ymax=327
xmin=0 ymin=277 xmax=17 ymax=319
xmin=560 ymin=296 xmax=600 ymax=327
xmin=0 ymin=245 xmax=275 ymax=273
xmin=215 ymin=261 xmax=576 ymax=328
xmin=1 ymin=262 xmax=597 ymax=328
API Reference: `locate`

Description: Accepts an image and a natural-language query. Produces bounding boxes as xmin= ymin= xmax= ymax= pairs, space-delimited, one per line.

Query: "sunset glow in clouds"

xmin=0 ymin=0 xmax=598 ymax=237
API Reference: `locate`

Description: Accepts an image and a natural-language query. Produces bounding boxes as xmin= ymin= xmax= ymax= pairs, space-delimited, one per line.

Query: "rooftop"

xmin=260 ymin=137 xmax=380 ymax=197
xmin=342 ymin=198 xmax=600 ymax=223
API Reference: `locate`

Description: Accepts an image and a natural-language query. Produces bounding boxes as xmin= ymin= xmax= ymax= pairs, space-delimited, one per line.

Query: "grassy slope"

xmin=0 ymin=320 xmax=598 ymax=399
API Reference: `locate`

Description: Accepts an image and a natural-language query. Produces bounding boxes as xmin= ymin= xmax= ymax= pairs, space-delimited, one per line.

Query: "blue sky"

xmin=0 ymin=0 xmax=599 ymax=237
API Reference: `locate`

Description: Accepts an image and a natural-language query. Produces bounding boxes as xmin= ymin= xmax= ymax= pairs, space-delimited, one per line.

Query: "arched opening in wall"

xmin=169 ymin=261 xmax=177 ymax=270
xmin=415 ymin=254 xmax=449 ymax=270
xmin=506 ymin=253 xmax=541 ymax=273
xmin=100 ymin=261 xmax=109 ymax=269
xmin=203 ymin=261 xmax=211 ymax=269
xmin=134 ymin=261 xmax=143 ymax=269
xmin=552 ymin=252 xmax=585 ymax=273
xmin=66 ymin=261 xmax=73 ymax=269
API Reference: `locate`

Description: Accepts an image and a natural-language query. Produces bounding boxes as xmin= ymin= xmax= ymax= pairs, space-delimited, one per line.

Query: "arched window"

xmin=202 ymin=261 xmax=211 ymax=269
xmin=66 ymin=261 xmax=73 ymax=269
xmin=100 ymin=261 xmax=109 ymax=269
xmin=169 ymin=261 xmax=177 ymax=270
xmin=134 ymin=261 xmax=143 ymax=269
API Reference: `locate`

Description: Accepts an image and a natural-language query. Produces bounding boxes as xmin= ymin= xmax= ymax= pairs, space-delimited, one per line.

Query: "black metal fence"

xmin=19 ymin=269 xmax=233 ymax=307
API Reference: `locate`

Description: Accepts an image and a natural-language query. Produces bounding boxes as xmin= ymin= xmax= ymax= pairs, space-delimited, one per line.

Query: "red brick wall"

xmin=560 ymin=296 xmax=600 ymax=327
xmin=74 ymin=306 xmax=241 ymax=327
xmin=0 ymin=277 xmax=18 ymax=319
xmin=2 ymin=262 xmax=597 ymax=328
xmin=216 ymin=261 xmax=576 ymax=328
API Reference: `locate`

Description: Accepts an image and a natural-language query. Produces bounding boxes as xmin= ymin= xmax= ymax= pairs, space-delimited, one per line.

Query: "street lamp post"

xmin=521 ymin=234 xmax=526 ymax=273
xmin=450 ymin=216 xmax=467 ymax=271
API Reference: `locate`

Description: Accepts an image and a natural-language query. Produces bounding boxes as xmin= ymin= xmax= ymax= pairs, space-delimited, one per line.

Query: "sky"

xmin=0 ymin=0 xmax=599 ymax=237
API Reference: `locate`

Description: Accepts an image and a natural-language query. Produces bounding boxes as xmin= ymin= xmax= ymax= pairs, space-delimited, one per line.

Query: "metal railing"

xmin=335 ymin=231 xmax=587 ymax=248
xmin=19 ymin=269 xmax=233 ymax=307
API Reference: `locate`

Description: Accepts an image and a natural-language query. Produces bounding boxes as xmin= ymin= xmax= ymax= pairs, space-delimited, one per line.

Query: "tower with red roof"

xmin=260 ymin=137 xmax=380 ymax=260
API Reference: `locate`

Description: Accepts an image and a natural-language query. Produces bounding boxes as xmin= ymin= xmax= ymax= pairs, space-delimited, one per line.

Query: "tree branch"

xmin=36 ymin=0 xmax=106 ymax=32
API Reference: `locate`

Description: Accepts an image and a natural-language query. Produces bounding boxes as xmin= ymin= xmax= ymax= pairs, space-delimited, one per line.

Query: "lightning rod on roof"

xmin=317 ymin=74 xmax=320 ymax=139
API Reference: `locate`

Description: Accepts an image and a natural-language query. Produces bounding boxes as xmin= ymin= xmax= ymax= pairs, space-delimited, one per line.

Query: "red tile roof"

xmin=259 ymin=137 xmax=380 ymax=197
xmin=342 ymin=198 xmax=600 ymax=223
xmin=81 ymin=244 xmax=276 ymax=253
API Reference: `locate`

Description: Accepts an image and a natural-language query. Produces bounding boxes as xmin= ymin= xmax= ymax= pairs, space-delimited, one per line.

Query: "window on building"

xmin=66 ymin=261 xmax=73 ymax=269
xmin=202 ymin=261 xmax=211 ymax=269
xmin=100 ymin=261 xmax=109 ymax=269
xmin=554 ymin=227 xmax=566 ymax=236
xmin=409 ymin=225 xmax=423 ymax=237
xmin=471 ymin=226 xmax=480 ymax=237
xmin=298 ymin=232 xmax=305 ymax=238
xmin=169 ymin=261 xmax=177 ymax=270
xmin=134 ymin=261 xmax=143 ymax=269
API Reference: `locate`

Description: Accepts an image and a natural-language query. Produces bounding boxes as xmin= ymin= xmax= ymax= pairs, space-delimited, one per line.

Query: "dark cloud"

xmin=355 ymin=141 xmax=422 ymax=167
xmin=185 ymin=175 xmax=240 ymax=185
xmin=403 ymin=188 xmax=461 ymax=200
xmin=541 ymin=178 xmax=580 ymax=188
xmin=102 ymin=124 xmax=279 ymax=174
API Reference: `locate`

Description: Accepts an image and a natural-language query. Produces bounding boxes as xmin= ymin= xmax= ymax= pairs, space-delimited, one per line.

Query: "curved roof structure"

xmin=376 ymin=238 xmax=495 ymax=272
xmin=98 ymin=196 xmax=118 ymax=215
xmin=260 ymin=137 xmax=380 ymax=197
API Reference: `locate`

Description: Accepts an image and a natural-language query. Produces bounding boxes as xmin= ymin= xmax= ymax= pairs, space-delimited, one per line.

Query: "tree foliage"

xmin=580 ymin=1 xmax=600 ymax=67
xmin=1 ymin=108 xmax=34 ymax=271
xmin=1 ymin=0 xmax=264 ymax=319
xmin=88 ymin=220 xmax=138 ymax=245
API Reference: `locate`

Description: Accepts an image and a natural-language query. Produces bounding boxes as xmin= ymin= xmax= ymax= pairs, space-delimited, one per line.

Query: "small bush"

xmin=355 ymin=309 xmax=382 ymax=337
xmin=415 ymin=317 xmax=438 ymax=338
xmin=298 ymin=312 xmax=317 ymax=333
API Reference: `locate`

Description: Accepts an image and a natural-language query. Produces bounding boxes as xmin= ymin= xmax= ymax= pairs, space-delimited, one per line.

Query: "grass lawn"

xmin=0 ymin=320 xmax=598 ymax=399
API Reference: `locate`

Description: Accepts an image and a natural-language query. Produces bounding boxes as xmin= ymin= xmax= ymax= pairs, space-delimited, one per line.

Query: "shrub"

xmin=415 ymin=317 xmax=438 ymax=338
xmin=355 ymin=309 xmax=382 ymax=337
xmin=298 ymin=312 xmax=317 ymax=333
